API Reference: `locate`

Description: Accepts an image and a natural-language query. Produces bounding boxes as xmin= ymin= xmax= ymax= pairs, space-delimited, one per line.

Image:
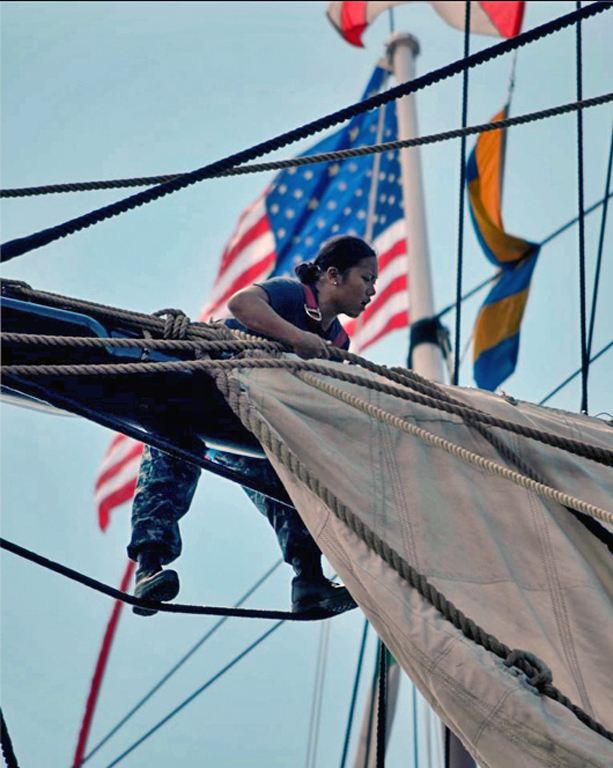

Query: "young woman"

xmin=129 ymin=235 xmax=378 ymax=618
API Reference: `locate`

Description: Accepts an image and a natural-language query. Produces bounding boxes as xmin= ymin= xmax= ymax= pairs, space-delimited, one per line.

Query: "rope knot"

xmin=153 ymin=308 xmax=191 ymax=339
xmin=504 ymin=649 xmax=553 ymax=691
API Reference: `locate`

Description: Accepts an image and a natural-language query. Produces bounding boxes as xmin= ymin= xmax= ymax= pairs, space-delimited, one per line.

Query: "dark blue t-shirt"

xmin=223 ymin=277 xmax=349 ymax=349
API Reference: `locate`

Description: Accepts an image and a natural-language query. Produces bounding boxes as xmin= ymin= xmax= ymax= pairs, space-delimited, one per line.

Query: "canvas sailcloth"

xmin=218 ymin=357 xmax=613 ymax=768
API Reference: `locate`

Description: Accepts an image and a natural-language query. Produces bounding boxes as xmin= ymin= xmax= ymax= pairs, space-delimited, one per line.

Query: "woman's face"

xmin=334 ymin=256 xmax=378 ymax=318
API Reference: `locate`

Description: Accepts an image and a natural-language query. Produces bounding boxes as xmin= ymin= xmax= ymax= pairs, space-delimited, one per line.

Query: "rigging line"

xmin=361 ymin=642 xmax=381 ymax=768
xmin=575 ymin=1 xmax=589 ymax=414
xmin=452 ymin=0 xmax=471 ymax=386
xmin=436 ymin=189 xmax=613 ymax=320
xmin=339 ymin=619 xmax=370 ymax=768
xmin=6 ymin=343 xmax=612 ymax=466
xmin=539 ymin=189 xmax=613 ymax=247
xmin=538 ymin=339 xmax=613 ymax=406
xmin=80 ymin=558 xmax=283 ymax=765
xmin=1 ymin=3 xmax=608 ymax=262
xmin=0 ymin=709 xmax=19 ymax=768
xmin=587 ymin=119 xmax=613 ymax=361
xmin=0 ymin=537 xmax=319 ymax=621
xmin=101 ymin=620 xmax=285 ymax=768
xmin=412 ymin=685 xmax=419 ymax=768
xmin=4 ymin=94 xmax=611 ymax=200
xmin=304 ymin=621 xmax=332 ymax=768
xmin=376 ymin=642 xmax=388 ymax=768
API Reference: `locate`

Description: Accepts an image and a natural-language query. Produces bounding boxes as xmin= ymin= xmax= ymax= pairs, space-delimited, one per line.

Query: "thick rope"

xmin=0 ymin=709 xmax=19 ymax=768
xmin=215 ymin=370 xmax=613 ymax=742
xmin=0 ymin=537 xmax=318 ymax=621
xmin=295 ymin=370 xmax=613 ymax=527
xmin=4 ymin=331 xmax=612 ymax=468
xmin=2 ymin=94 xmax=610 ymax=199
xmin=1 ymin=3 xmax=609 ymax=262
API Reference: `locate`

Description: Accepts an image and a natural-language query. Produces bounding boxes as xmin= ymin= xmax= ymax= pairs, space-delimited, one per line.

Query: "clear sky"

xmin=1 ymin=2 xmax=612 ymax=768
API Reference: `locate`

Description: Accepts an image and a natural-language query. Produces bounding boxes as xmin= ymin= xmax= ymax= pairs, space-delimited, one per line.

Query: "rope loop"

xmin=152 ymin=308 xmax=191 ymax=340
xmin=504 ymin=648 xmax=553 ymax=691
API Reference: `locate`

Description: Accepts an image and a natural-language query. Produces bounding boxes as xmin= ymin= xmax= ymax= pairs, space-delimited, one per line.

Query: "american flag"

xmin=95 ymin=64 xmax=408 ymax=525
xmin=199 ymin=64 xmax=408 ymax=351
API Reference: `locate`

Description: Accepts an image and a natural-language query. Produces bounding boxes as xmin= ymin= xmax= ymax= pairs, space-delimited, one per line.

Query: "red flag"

xmin=326 ymin=1 xmax=525 ymax=48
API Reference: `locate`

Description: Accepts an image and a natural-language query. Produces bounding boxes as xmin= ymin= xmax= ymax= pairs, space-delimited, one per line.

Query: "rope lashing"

xmin=504 ymin=649 xmax=553 ymax=692
xmin=152 ymin=309 xmax=191 ymax=340
xmin=2 ymin=94 xmax=611 ymax=199
xmin=213 ymin=369 xmax=613 ymax=743
xmin=1 ymin=3 xmax=609 ymax=262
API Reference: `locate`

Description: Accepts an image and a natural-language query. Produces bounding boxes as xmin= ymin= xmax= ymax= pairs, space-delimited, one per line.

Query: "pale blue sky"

xmin=2 ymin=3 xmax=612 ymax=768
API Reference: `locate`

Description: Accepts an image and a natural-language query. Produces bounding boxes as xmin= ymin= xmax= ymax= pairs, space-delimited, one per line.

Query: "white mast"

xmin=385 ymin=31 xmax=477 ymax=768
xmin=386 ymin=32 xmax=446 ymax=384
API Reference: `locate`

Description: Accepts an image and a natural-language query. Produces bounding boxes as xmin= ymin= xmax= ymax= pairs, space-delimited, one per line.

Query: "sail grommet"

xmin=504 ymin=648 xmax=553 ymax=692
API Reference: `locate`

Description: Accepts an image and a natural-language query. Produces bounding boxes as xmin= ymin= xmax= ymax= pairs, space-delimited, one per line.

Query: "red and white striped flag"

xmin=94 ymin=434 xmax=143 ymax=531
xmin=326 ymin=1 xmax=525 ymax=48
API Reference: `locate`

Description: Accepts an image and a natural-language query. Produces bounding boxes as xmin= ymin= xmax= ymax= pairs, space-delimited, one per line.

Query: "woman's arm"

xmin=228 ymin=286 xmax=331 ymax=359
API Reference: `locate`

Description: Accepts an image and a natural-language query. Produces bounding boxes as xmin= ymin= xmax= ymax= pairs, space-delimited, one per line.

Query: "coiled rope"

xmin=1 ymin=2 xmax=609 ymax=262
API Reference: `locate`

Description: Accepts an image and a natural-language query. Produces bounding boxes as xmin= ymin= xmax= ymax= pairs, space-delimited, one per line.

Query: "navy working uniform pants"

xmin=127 ymin=445 xmax=322 ymax=570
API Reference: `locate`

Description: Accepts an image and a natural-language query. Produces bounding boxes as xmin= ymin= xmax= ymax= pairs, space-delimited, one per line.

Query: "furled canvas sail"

xmin=216 ymin=357 xmax=613 ymax=767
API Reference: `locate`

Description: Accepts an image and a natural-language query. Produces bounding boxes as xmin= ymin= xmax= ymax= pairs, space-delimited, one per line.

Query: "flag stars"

xmin=328 ymin=164 xmax=340 ymax=177
xmin=278 ymin=184 xmax=287 ymax=195
xmin=304 ymin=170 xmax=314 ymax=180
xmin=270 ymin=204 xmax=280 ymax=215
xmin=326 ymin=200 xmax=338 ymax=210
xmin=285 ymin=209 xmax=295 ymax=219
xmin=293 ymin=189 xmax=304 ymax=199
xmin=308 ymin=198 xmax=319 ymax=210
xmin=349 ymin=127 xmax=360 ymax=141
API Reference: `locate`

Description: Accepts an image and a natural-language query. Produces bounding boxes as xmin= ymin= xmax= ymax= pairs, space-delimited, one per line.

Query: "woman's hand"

xmin=290 ymin=330 xmax=332 ymax=359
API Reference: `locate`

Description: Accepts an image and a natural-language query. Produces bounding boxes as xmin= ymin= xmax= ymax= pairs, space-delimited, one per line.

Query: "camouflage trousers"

xmin=127 ymin=445 xmax=322 ymax=569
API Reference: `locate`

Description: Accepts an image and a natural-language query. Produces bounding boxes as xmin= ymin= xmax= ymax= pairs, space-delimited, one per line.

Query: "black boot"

xmin=290 ymin=553 xmax=357 ymax=619
xmin=133 ymin=549 xmax=180 ymax=617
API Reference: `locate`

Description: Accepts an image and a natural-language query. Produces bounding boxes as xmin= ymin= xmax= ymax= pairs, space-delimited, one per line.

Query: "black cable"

xmin=587 ymin=120 xmax=613 ymax=361
xmin=1 ymin=3 xmax=609 ymax=263
xmin=79 ymin=559 xmax=283 ymax=765
xmin=0 ymin=709 xmax=19 ymax=768
xmin=0 ymin=537 xmax=318 ymax=620
xmin=539 ymin=339 xmax=613 ymax=406
xmin=453 ymin=0 xmax=471 ymax=386
xmin=539 ymin=190 xmax=613 ymax=247
xmin=339 ymin=619 xmax=370 ymax=768
xmin=102 ymin=620 xmax=285 ymax=768
xmin=575 ymin=2 xmax=589 ymax=413
xmin=375 ymin=641 xmax=388 ymax=768
xmin=361 ymin=647 xmax=380 ymax=768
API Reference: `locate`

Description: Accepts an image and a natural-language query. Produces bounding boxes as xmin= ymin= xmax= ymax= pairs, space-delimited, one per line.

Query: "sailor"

xmin=128 ymin=235 xmax=378 ymax=617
